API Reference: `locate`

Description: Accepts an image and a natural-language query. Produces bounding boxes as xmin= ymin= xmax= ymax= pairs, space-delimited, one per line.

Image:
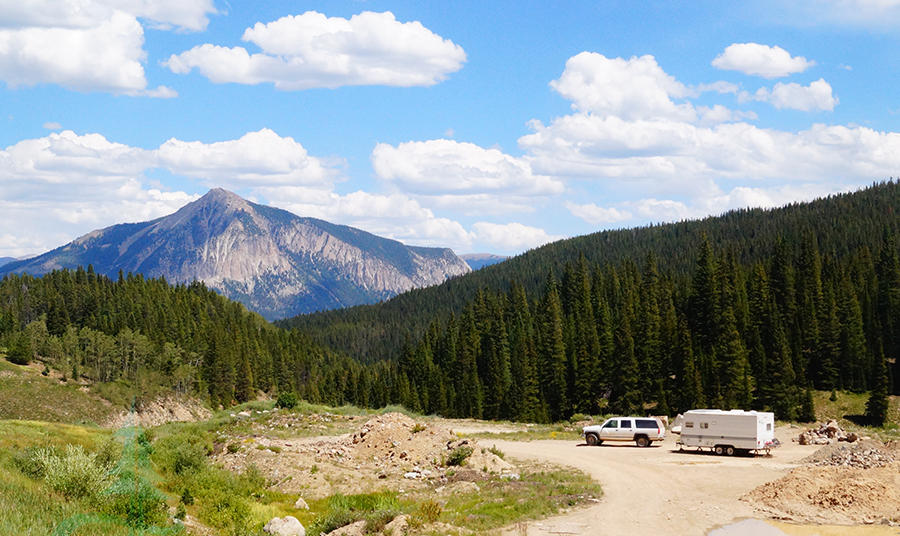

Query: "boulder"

xmin=384 ymin=514 xmax=410 ymax=535
xmin=324 ymin=520 xmax=366 ymax=536
xmin=263 ymin=516 xmax=305 ymax=536
xmin=294 ymin=497 xmax=309 ymax=510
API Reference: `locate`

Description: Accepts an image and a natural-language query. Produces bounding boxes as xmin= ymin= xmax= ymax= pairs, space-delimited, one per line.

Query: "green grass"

xmin=0 ymin=362 xmax=117 ymax=425
xmin=441 ymin=467 xmax=602 ymax=531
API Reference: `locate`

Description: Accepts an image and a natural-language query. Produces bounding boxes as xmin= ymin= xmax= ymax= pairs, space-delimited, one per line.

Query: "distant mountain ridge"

xmin=0 ymin=189 xmax=471 ymax=320
xmin=459 ymin=253 xmax=509 ymax=270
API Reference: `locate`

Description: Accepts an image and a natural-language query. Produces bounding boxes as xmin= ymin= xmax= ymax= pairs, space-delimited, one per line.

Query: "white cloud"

xmin=471 ymin=222 xmax=565 ymax=252
xmin=520 ymin=54 xmax=892 ymax=198
xmin=1 ymin=130 xmax=155 ymax=189
xmin=551 ymin=52 xmax=696 ymax=121
xmin=158 ymin=129 xmax=332 ymax=188
xmin=266 ymin=188 xmax=474 ymax=249
xmin=0 ymin=13 xmax=149 ymax=92
xmin=564 ymin=201 xmax=632 ymax=225
xmin=0 ymin=0 xmax=211 ymax=95
xmin=42 ymin=121 xmax=61 ymax=130
xmin=566 ymin=183 xmax=846 ymax=228
xmin=372 ymin=139 xmax=563 ymax=196
xmin=0 ymin=0 xmax=216 ymax=32
xmin=712 ymin=43 xmax=815 ymax=79
xmin=166 ymin=11 xmax=466 ymax=90
xmin=751 ymin=79 xmax=838 ymax=111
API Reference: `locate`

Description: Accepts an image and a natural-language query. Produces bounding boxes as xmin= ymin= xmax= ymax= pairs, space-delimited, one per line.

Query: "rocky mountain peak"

xmin=1 ymin=189 xmax=471 ymax=320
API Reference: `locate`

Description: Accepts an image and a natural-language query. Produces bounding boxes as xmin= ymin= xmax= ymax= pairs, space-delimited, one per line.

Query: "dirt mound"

xmin=743 ymin=462 xmax=900 ymax=524
xmin=745 ymin=438 xmax=900 ymax=524
xmin=215 ymin=412 xmax=514 ymax=499
xmin=104 ymin=396 xmax=211 ymax=428
xmin=799 ymin=438 xmax=887 ymax=465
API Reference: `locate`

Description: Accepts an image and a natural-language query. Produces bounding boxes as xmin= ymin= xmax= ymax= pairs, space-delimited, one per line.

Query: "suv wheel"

xmin=586 ymin=433 xmax=600 ymax=446
xmin=635 ymin=436 xmax=650 ymax=448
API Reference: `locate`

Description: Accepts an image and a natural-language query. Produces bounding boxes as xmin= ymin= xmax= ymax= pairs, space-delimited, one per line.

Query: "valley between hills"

xmin=4 ymin=182 xmax=900 ymax=535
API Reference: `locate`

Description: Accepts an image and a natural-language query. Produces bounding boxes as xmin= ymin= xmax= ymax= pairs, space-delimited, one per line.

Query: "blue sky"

xmin=2 ymin=0 xmax=900 ymax=258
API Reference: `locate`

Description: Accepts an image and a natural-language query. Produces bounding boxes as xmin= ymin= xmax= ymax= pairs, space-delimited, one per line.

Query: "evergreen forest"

xmin=3 ymin=182 xmax=900 ymax=425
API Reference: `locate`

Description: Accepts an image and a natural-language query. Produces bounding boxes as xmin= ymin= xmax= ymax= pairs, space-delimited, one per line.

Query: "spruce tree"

xmin=866 ymin=351 xmax=890 ymax=427
xmin=538 ymin=272 xmax=569 ymax=421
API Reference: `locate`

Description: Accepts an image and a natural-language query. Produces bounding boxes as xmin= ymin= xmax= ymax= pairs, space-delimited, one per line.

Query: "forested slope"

xmin=0 ymin=269 xmax=398 ymax=411
xmin=281 ymin=181 xmax=900 ymax=363
xmin=276 ymin=181 xmax=900 ymax=424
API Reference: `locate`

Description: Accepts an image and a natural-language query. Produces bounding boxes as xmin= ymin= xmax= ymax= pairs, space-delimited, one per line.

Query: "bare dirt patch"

xmin=103 ymin=396 xmax=211 ymax=428
xmin=214 ymin=412 xmax=514 ymax=500
xmin=743 ymin=437 xmax=900 ymax=525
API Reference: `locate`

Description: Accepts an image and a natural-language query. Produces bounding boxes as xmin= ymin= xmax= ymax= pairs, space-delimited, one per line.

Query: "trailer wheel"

xmin=635 ymin=436 xmax=650 ymax=448
xmin=725 ymin=446 xmax=735 ymax=456
xmin=586 ymin=433 xmax=600 ymax=446
xmin=714 ymin=445 xmax=724 ymax=455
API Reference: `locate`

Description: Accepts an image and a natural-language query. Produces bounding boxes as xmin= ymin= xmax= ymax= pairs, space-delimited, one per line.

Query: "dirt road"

xmin=489 ymin=426 xmax=811 ymax=536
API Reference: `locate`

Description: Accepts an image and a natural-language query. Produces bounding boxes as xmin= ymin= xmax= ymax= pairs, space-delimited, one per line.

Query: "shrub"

xmin=416 ymin=500 xmax=442 ymax=524
xmin=488 ymin=445 xmax=505 ymax=460
xmin=13 ymin=446 xmax=55 ymax=478
xmin=198 ymin=488 xmax=250 ymax=531
xmin=6 ymin=333 xmax=32 ymax=366
xmin=411 ymin=423 xmax=426 ymax=434
xmin=276 ymin=391 xmax=298 ymax=410
xmin=152 ymin=435 xmax=208 ymax=476
xmin=95 ymin=437 xmax=124 ymax=471
xmin=446 ymin=446 xmax=473 ymax=467
xmin=102 ymin=472 xmax=168 ymax=527
xmin=227 ymin=443 xmax=241 ymax=454
xmin=40 ymin=444 xmax=113 ymax=500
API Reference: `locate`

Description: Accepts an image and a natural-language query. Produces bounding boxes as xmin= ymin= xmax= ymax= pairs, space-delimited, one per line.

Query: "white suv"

xmin=582 ymin=417 xmax=666 ymax=447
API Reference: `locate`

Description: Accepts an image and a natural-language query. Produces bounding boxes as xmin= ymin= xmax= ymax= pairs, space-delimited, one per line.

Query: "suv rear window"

xmin=635 ymin=420 xmax=658 ymax=429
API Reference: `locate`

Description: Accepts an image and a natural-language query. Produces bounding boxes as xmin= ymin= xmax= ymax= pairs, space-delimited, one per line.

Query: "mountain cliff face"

xmin=0 ymin=189 xmax=471 ymax=320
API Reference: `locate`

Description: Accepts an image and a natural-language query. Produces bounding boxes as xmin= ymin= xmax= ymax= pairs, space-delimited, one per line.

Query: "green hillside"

xmin=277 ymin=181 xmax=900 ymax=423
xmin=280 ymin=181 xmax=900 ymax=363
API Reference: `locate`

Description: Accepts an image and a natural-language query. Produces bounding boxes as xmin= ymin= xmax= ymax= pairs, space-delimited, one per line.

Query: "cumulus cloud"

xmin=750 ymin=79 xmax=838 ymax=111
xmin=471 ymin=222 xmax=565 ymax=252
xmin=0 ymin=129 xmax=482 ymax=255
xmin=158 ymin=129 xmax=332 ymax=188
xmin=268 ymin=189 xmax=474 ymax=248
xmin=564 ymin=201 xmax=632 ymax=225
xmin=520 ymin=53 xmax=889 ymax=198
xmin=0 ymin=0 xmax=211 ymax=94
xmin=712 ymin=43 xmax=815 ymax=79
xmin=551 ymin=52 xmax=696 ymax=121
xmin=166 ymin=11 xmax=466 ymax=89
xmin=567 ymin=184 xmax=846 ymax=228
xmin=371 ymin=139 xmax=562 ymax=198
xmin=42 ymin=122 xmax=61 ymax=130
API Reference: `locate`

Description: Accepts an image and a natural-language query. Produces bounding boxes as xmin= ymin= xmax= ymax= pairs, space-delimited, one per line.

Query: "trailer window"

xmin=700 ymin=422 xmax=709 ymax=429
xmin=685 ymin=422 xmax=693 ymax=428
xmin=767 ymin=423 xmax=772 ymax=431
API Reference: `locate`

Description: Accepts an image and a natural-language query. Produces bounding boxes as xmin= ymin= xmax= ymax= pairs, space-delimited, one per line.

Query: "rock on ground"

xmin=263 ymin=516 xmax=305 ymax=536
xmin=324 ymin=520 xmax=366 ymax=536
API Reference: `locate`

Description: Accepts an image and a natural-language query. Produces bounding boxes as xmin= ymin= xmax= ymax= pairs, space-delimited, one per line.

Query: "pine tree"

xmin=572 ymin=255 xmax=601 ymax=415
xmin=538 ymin=272 xmax=569 ymax=421
xmin=866 ymin=350 xmax=890 ymax=427
xmin=675 ymin=315 xmax=704 ymax=412
xmin=690 ymin=233 xmax=719 ymax=355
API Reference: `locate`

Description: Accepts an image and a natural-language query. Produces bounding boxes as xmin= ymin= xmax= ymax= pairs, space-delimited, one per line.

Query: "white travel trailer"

xmin=676 ymin=409 xmax=778 ymax=455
